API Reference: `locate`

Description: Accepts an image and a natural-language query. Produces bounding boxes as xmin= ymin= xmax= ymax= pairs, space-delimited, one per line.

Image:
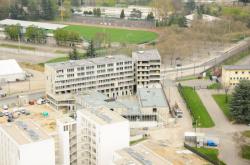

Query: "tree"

xmin=53 ymin=29 xmax=81 ymax=46
xmin=69 ymin=47 xmax=80 ymax=60
xmin=71 ymin=0 xmax=80 ymax=6
xmin=120 ymin=9 xmax=125 ymax=19
xmin=93 ymin=8 xmax=101 ymax=17
xmin=27 ymin=0 xmax=40 ymax=20
xmin=0 ymin=0 xmax=9 ymax=20
xmin=41 ymin=0 xmax=57 ymax=20
xmin=239 ymin=0 xmax=250 ymax=5
xmin=130 ymin=9 xmax=142 ymax=19
xmin=25 ymin=26 xmax=47 ymax=44
xmin=5 ymin=24 xmax=22 ymax=41
xmin=147 ymin=12 xmax=154 ymax=21
xmin=9 ymin=2 xmax=27 ymax=20
xmin=230 ymin=80 xmax=250 ymax=123
xmin=86 ymin=40 xmax=96 ymax=58
xmin=185 ymin=0 xmax=196 ymax=14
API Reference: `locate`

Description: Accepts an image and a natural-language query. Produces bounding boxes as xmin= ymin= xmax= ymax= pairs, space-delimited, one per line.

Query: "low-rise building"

xmin=0 ymin=120 xmax=55 ymax=165
xmin=221 ymin=65 xmax=250 ymax=87
xmin=132 ymin=49 xmax=161 ymax=89
xmin=77 ymin=107 xmax=130 ymax=165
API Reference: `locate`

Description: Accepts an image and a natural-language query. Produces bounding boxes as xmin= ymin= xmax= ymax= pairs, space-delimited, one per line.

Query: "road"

xmin=0 ymin=91 xmax=45 ymax=107
xmin=197 ymin=89 xmax=250 ymax=165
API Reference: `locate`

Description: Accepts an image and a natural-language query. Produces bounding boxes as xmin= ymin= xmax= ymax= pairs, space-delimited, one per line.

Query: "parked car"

xmin=207 ymin=140 xmax=218 ymax=147
xmin=37 ymin=98 xmax=46 ymax=105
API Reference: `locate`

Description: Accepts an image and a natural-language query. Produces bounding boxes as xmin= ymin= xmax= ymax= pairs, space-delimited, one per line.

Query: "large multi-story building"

xmin=0 ymin=120 xmax=55 ymax=165
xmin=221 ymin=65 xmax=250 ymax=87
xmin=132 ymin=49 xmax=161 ymax=88
xmin=45 ymin=55 xmax=134 ymax=110
xmin=77 ymin=107 xmax=130 ymax=165
xmin=57 ymin=117 xmax=77 ymax=165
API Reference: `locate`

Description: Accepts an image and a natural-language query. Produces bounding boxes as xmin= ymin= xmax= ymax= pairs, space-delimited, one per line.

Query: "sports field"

xmin=63 ymin=25 xmax=158 ymax=44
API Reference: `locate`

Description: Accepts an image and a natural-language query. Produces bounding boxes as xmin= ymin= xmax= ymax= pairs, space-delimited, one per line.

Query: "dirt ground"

xmin=1 ymin=68 xmax=45 ymax=95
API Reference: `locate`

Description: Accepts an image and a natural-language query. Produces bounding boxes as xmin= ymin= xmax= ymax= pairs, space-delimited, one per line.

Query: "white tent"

xmin=0 ymin=59 xmax=26 ymax=82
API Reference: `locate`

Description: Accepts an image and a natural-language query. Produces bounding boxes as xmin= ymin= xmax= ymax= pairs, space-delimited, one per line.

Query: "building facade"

xmin=57 ymin=117 xmax=77 ymax=165
xmin=221 ymin=65 xmax=250 ymax=87
xmin=45 ymin=55 xmax=134 ymax=110
xmin=0 ymin=121 xmax=55 ymax=165
xmin=77 ymin=107 xmax=130 ymax=165
xmin=132 ymin=49 xmax=161 ymax=89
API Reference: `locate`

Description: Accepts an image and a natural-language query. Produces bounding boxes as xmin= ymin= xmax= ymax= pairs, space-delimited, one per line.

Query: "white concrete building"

xmin=0 ymin=120 xmax=55 ymax=165
xmin=45 ymin=55 xmax=134 ymax=110
xmin=57 ymin=117 xmax=77 ymax=165
xmin=77 ymin=107 xmax=130 ymax=165
xmin=0 ymin=59 xmax=26 ymax=82
xmin=132 ymin=49 xmax=161 ymax=89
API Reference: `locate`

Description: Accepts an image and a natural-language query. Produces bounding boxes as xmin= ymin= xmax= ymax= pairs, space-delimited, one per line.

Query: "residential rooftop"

xmin=78 ymin=107 xmax=128 ymax=125
xmin=0 ymin=19 xmax=67 ymax=30
xmin=137 ymin=87 xmax=168 ymax=108
xmin=223 ymin=65 xmax=250 ymax=70
xmin=132 ymin=49 xmax=161 ymax=61
xmin=46 ymin=55 xmax=132 ymax=70
xmin=0 ymin=120 xmax=51 ymax=145
xmin=57 ymin=116 xmax=76 ymax=125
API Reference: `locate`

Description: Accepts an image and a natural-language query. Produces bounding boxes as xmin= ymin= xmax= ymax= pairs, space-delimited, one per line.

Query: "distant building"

xmin=221 ymin=65 xmax=250 ymax=87
xmin=0 ymin=120 xmax=55 ymax=165
xmin=132 ymin=49 xmax=161 ymax=89
xmin=0 ymin=59 xmax=26 ymax=82
xmin=57 ymin=117 xmax=77 ymax=165
xmin=77 ymin=107 xmax=130 ymax=165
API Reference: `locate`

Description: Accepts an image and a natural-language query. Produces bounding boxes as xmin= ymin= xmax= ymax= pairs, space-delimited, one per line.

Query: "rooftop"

xmin=78 ymin=107 xmax=128 ymax=125
xmin=0 ymin=59 xmax=25 ymax=76
xmin=46 ymin=55 xmax=132 ymax=70
xmin=137 ymin=87 xmax=168 ymax=108
xmin=0 ymin=120 xmax=51 ymax=145
xmin=223 ymin=65 xmax=250 ymax=70
xmin=0 ymin=19 xmax=67 ymax=30
xmin=132 ymin=49 xmax=161 ymax=61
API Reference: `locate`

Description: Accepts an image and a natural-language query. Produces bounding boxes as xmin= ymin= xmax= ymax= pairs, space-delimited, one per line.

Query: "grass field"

xmin=212 ymin=94 xmax=233 ymax=121
xmin=241 ymin=145 xmax=250 ymax=160
xmin=0 ymin=43 xmax=36 ymax=50
xmin=242 ymin=131 xmax=250 ymax=138
xmin=179 ymin=86 xmax=215 ymax=128
xmin=191 ymin=147 xmax=226 ymax=165
xmin=63 ymin=25 xmax=158 ymax=44
xmin=207 ymin=83 xmax=222 ymax=90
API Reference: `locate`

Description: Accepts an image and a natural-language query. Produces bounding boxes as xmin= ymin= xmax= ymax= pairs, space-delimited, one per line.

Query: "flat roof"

xmin=78 ymin=107 xmax=127 ymax=125
xmin=46 ymin=55 xmax=132 ymax=70
xmin=0 ymin=120 xmax=51 ymax=145
xmin=223 ymin=65 xmax=250 ymax=70
xmin=132 ymin=49 xmax=161 ymax=61
xmin=57 ymin=116 xmax=76 ymax=125
xmin=0 ymin=59 xmax=25 ymax=76
xmin=0 ymin=19 xmax=67 ymax=30
xmin=114 ymin=142 xmax=171 ymax=165
xmin=137 ymin=87 xmax=168 ymax=108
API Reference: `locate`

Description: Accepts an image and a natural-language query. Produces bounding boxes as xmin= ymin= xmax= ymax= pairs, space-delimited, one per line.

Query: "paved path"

xmin=197 ymin=89 xmax=250 ymax=165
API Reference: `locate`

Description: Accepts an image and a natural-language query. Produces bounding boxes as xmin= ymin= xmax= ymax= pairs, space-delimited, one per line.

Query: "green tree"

xmin=185 ymin=0 xmax=196 ymax=14
xmin=69 ymin=47 xmax=80 ymax=60
xmin=53 ymin=29 xmax=81 ymax=46
xmin=63 ymin=0 xmax=72 ymax=19
xmin=230 ymin=80 xmax=250 ymax=123
xmin=25 ymin=26 xmax=47 ymax=44
xmin=71 ymin=0 xmax=80 ymax=6
xmin=41 ymin=0 xmax=57 ymax=20
xmin=93 ymin=8 xmax=101 ymax=17
xmin=146 ymin=12 xmax=154 ymax=21
xmin=27 ymin=0 xmax=40 ymax=20
xmin=86 ymin=40 xmax=96 ymax=58
xmin=9 ymin=3 xmax=27 ymax=20
xmin=120 ymin=9 xmax=125 ymax=19
xmin=4 ymin=24 xmax=22 ymax=41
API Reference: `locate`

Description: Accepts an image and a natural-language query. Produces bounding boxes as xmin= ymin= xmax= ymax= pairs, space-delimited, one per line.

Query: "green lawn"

xmin=63 ymin=25 xmax=158 ymax=44
xmin=241 ymin=145 xmax=250 ymax=160
xmin=207 ymin=83 xmax=222 ymax=90
xmin=0 ymin=43 xmax=36 ymax=50
xmin=212 ymin=94 xmax=233 ymax=121
xmin=223 ymin=50 xmax=250 ymax=65
xmin=242 ymin=131 xmax=250 ymax=138
xmin=179 ymin=86 xmax=215 ymax=128
xmin=192 ymin=147 xmax=226 ymax=165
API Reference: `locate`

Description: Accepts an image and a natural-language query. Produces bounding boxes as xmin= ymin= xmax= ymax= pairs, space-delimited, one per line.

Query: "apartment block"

xmin=132 ymin=49 xmax=161 ymax=88
xmin=222 ymin=65 xmax=250 ymax=87
xmin=77 ymin=107 xmax=130 ymax=165
xmin=57 ymin=117 xmax=77 ymax=165
xmin=0 ymin=120 xmax=55 ymax=165
xmin=45 ymin=55 xmax=134 ymax=110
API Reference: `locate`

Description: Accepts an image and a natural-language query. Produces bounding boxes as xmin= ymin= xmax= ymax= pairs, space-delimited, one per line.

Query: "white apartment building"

xmin=45 ymin=55 xmax=134 ymax=110
xmin=132 ymin=49 xmax=161 ymax=89
xmin=77 ymin=107 xmax=130 ymax=165
xmin=57 ymin=117 xmax=77 ymax=165
xmin=222 ymin=65 xmax=250 ymax=88
xmin=0 ymin=120 xmax=55 ymax=165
